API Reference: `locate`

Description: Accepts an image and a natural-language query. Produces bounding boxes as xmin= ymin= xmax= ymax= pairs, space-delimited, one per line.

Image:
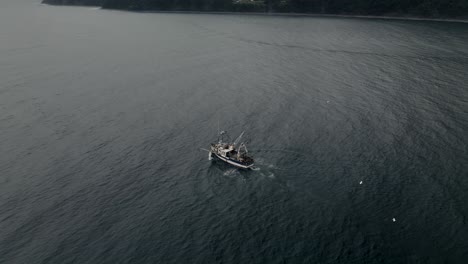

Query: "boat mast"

xmin=217 ymin=120 xmax=224 ymax=144
xmin=237 ymin=142 xmax=248 ymax=159
xmin=233 ymin=131 xmax=245 ymax=147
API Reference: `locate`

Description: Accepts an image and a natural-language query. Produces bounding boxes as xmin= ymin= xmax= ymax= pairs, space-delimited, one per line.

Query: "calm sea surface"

xmin=1 ymin=1 xmax=468 ymax=263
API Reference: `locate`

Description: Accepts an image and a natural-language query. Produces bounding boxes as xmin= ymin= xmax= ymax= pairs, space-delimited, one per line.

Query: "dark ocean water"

xmin=1 ymin=1 xmax=468 ymax=263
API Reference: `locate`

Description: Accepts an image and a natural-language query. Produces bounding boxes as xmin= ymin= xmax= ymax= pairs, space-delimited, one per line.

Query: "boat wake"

xmin=223 ymin=169 xmax=239 ymax=177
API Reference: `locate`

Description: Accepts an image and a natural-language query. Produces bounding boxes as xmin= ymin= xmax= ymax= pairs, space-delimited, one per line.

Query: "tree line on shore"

xmin=43 ymin=0 xmax=468 ymax=18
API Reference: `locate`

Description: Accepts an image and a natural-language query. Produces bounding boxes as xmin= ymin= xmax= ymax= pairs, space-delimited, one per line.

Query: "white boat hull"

xmin=212 ymin=153 xmax=254 ymax=169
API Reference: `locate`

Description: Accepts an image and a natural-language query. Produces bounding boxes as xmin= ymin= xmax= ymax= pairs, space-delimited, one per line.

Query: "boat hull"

xmin=212 ymin=153 xmax=254 ymax=169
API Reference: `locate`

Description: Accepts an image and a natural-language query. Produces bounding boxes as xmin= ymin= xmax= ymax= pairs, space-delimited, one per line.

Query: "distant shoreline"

xmin=129 ymin=10 xmax=468 ymax=23
xmin=41 ymin=3 xmax=468 ymax=24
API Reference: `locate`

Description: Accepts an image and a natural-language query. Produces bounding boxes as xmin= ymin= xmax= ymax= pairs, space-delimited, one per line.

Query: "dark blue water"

xmin=1 ymin=1 xmax=468 ymax=263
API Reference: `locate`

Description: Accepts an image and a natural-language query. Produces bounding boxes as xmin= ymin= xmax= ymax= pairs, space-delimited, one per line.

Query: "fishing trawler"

xmin=207 ymin=130 xmax=254 ymax=169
